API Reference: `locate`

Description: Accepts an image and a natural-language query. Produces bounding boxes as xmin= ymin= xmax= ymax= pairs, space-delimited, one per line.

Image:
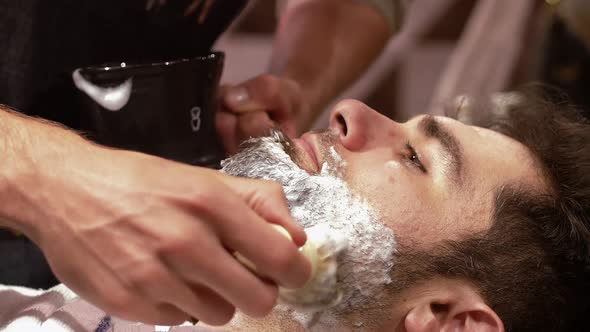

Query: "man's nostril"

xmin=337 ymin=114 xmax=347 ymax=136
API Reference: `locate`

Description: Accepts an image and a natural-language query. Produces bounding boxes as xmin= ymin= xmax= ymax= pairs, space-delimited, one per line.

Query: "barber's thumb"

xmin=223 ymin=85 xmax=264 ymax=112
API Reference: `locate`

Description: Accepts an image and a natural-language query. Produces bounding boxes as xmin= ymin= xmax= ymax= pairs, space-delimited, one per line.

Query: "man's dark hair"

xmin=392 ymin=87 xmax=590 ymax=332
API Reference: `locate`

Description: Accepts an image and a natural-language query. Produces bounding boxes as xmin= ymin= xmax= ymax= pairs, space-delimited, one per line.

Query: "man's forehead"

xmin=471 ymin=124 xmax=507 ymax=140
xmin=470 ymin=125 xmax=536 ymax=164
xmin=415 ymin=116 xmax=543 ymax=204
xmin=468 ymin=124 xmax=550 ymax=195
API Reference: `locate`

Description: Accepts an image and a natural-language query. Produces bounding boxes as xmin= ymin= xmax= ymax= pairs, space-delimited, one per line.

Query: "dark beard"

xmin=220 ymin=129 xmax=397 ymax=325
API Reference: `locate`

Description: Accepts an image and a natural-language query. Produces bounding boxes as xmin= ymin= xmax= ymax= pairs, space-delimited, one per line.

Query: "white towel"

xmin=0 ymin=284 xmax=221 ymax=332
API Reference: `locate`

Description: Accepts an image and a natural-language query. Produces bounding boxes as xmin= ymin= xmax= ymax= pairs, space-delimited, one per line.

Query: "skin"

xmin=0 ymin=98 xmax=544 ymax=331
xmin=0 ymin=0 xmax=390 ymax=326
xmin=203 ymin=99 xmax=546 ymax=331
xmin=0 ymin=107 xmax=311 ymax=326
xmin=321 ymin=100 xmax=546 ymax=248
xmin=0 ymin=1 xmax=540 ymax=329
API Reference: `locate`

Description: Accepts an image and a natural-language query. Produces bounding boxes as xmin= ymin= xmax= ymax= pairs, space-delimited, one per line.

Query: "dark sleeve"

xmin=0 ymin=230 xmax=59 ymax=289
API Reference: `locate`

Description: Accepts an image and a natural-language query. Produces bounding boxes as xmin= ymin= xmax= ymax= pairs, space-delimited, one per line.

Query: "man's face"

xmin=291 ymin=100 xmax=543 ymax=249
xmin=221 ymin=100 xmax=544 ymax=331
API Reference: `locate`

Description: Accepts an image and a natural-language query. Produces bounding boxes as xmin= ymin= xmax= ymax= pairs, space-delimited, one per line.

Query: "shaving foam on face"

xmin=221 ymin=130 xmax=396 ymax=328
xmin=384 ymin=160 xmax=401 ymax=170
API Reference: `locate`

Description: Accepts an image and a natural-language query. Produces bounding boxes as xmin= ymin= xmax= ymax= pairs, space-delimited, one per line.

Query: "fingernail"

xmin=226 ymin=86 xmax=250 ymax=106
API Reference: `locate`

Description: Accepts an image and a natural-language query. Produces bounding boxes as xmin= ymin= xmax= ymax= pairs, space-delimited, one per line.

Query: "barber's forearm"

xmin=271 ymin=0 xmax=391 ymax=130
xmin=0 ymin=106 xmax=94 ymax=238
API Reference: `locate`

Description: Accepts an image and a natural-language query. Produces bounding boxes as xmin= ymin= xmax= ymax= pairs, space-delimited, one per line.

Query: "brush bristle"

xmin=235 ymin=224 xmax=348 ymax=312
xmin=278 ymin=225 xmax=347 ymax=312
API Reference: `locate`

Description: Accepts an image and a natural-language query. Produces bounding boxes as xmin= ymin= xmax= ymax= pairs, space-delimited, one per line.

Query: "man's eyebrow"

xmin=417 ymin=115 xmax=464 ymax=186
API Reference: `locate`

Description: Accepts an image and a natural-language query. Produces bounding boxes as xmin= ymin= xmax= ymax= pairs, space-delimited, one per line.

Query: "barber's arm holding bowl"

xmin=0 ymin=0 xmax=397 ymax=327
xmin=217 ymin=0 xmax=395 ymax=154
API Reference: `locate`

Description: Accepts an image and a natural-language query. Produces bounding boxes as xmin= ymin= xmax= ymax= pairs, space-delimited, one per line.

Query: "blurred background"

xmin=216 ymin=0 xmax=480 ymax=126
xmin=217 ymin=0 xmax=589 ymax=125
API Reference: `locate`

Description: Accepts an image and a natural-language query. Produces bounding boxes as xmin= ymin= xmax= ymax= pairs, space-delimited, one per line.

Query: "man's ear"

xmin=402 ymin=280 xmax=504 ymax=332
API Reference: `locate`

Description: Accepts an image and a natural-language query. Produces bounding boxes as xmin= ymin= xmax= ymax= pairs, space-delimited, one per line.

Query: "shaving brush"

xmin=235 ymin=224 xmax=347 ymax=312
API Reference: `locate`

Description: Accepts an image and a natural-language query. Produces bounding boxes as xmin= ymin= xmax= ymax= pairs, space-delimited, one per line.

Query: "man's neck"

xmin=198 ymin=309 xmax=307 ymax=331
xmin=198 ymin=307 xmax=385 ymax=332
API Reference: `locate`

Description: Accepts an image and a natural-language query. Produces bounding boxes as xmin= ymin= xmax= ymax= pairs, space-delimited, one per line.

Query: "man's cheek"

xmin=341 ymin=159 xmax=389 ymax=196
xmin=358 ymin=184 xmax=434 ymax=242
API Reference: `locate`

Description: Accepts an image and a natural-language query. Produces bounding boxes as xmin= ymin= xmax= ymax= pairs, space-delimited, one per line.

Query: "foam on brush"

xmin=235 ymin=224 xmax=347 ymax=311
xmin=278 ymin=224 xmax=348 ymax=311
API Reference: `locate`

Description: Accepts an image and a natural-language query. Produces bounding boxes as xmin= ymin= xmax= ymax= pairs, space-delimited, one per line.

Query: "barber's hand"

xmin=31 ymin=147 xmax=311 ymax=326
xmin=216 ymin=75 xmax=310 ymax=154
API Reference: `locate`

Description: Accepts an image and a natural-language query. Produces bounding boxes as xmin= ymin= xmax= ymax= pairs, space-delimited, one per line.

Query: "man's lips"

xmin=292 ymin=134 xmax=321 ymax=173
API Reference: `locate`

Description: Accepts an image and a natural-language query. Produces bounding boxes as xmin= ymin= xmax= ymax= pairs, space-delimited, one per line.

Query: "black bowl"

xmin=75 ymin=52 xmax=225 ymax=167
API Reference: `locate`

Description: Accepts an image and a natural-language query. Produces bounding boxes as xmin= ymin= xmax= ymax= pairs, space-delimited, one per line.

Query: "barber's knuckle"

xmin=238 ymin=114 xmax=258 ymax=131
xmin=186 ymin=189 xmax=221 ymax=215
xmin=162 ymin=223 xmax=211 ymax=257
xmin=259 ymin=75 xmax=280 ymax=95
xmin=250 ymin=286 xmax=278 ymax=317
xmin=264 ymin=181 xmax=286 ymax=198
xmin=283 ymin=78 xmax=301 ymax=95
xmin=161 ymin=313 xmax=189 ymax=326
xmin=257 ymin=74 xmax=275 ymax=86
xmin=160 ymin=232 xmax=193 ymax=255
xmin=105 ymin=291 xmax=134 ymax=313
xmin=124 ymin=264 xmax=161 ymax=291
xmin=186 ymin=186 xmax=212 ymax=204
xmin=267 ymin=242 xmax=297 ymax=275
xmin=208 ymin=307 xmax=236 ymax=326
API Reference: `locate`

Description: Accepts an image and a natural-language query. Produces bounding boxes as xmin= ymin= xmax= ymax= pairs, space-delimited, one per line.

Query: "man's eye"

xmin=405 ymin=142 xmax=427 ymax=173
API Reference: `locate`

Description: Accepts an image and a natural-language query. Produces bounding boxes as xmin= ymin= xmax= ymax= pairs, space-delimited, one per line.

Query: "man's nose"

xmin=329 ymin=99 xmax=397 ymax=151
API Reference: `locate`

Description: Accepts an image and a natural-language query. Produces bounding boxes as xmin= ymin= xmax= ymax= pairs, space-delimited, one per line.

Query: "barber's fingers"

xmin=215 ymin=111 xmax=240 ymax=155
xmin=216 ymin=110 xmax=289 ymax=155
xmin=175 ymin=175 xmax=309 ymax=289
xmin=223 ymin=75 xmax=302 ymax=123
xmin=219 ymin=218 xmax=311 ymax=290
xmin=167 ymin=232 xmax=279 ymax=318
xmin=98 ymin=280 xmax=189 ymax=325
xmin=103 ymin=298 xmax=187 ymax=325
xmin=133 ymin=262 xmax=235 ymax=326
xmin=215 ymin=175 xmax=307 ymax=247
xmin=185 ymin=284 xmax=236 ymax=324
xmin=46 ymin=244 xmax=188 ymax=325
xmin=237 ymin=112 xmax=275 ymax=140
xmin=126 ymin=302 xmax=188 ymax=326
xmin=199 ymin=190 xmax=310 ymax=289
xmin=215 ymin=111 xmax=275 ymax=155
